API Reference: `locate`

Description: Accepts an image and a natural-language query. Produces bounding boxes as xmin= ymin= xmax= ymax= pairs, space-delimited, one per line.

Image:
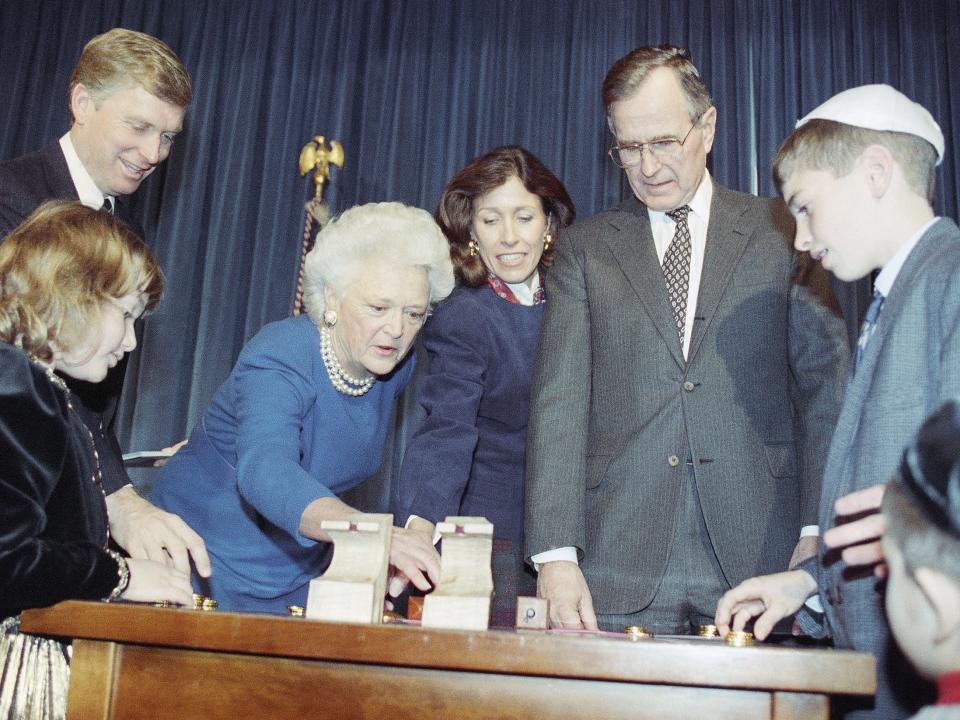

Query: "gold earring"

xmin=543 ymin=233 xmax=553 ymax=251
xmin=468 ymin=239 xmax=479 ymax=257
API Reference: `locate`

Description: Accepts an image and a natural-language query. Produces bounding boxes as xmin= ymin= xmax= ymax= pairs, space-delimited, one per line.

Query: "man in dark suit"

xmin=0 ymin=28 xmax=209 ymax=578
xmin=716 ymin=84 xmax=956 ymax=719
xmin=524 ymin=45 xmax=849 ymax=633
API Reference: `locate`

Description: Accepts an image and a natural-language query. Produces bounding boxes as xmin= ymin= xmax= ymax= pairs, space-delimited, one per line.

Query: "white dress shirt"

xmin=648 ymin=170 xmax=713 ymax=360
xmin=60 ymin=132 xmax=114 ymax=212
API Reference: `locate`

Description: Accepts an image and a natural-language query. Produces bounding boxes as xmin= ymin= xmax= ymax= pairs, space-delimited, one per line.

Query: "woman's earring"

xmin=543 ymin=232 xmax=553 ymax=251
xmin=468 ymin=239 xmax=479 ymax=257
xmin=323 ymin=309 xmax=338 ymax=327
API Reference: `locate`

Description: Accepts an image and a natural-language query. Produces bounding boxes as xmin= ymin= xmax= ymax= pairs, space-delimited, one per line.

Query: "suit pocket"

xmin=763 ymin=442 xmax=797 ymax=478
xmin=585 ymin=453 xmax=613 ymax=489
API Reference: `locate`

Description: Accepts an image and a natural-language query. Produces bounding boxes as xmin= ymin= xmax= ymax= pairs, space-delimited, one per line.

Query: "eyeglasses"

xmin=608 ymin=111 xmax=705 ymax=168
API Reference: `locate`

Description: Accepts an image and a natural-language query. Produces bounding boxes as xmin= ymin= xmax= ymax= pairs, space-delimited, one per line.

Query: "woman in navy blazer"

xmin=394 ymin=146 xmax=574 ymax=625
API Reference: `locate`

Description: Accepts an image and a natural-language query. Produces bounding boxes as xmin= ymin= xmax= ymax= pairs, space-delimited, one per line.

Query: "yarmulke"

xmin=899 ymin=401 xmax=960 ymax=539
xmin=797 ymin=84 xmax=944 ymax=166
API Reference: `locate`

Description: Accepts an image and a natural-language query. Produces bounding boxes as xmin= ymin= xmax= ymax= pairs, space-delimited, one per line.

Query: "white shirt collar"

xmin=646 ymin=169 xmax=714 ymax=229
xmin=506 ymin=270 xmax=539 ymax=306
xmin=60 ymin=132 xmax=113 ymax=211
xmin=874 ymin=217 xmax=939 ymax=297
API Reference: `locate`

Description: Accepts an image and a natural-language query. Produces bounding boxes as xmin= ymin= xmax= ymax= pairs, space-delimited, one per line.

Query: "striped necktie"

xmin=854 ymin=289 xmax=885 ymax=372
xmin=663 ymin=205 xmax=692 ymax=348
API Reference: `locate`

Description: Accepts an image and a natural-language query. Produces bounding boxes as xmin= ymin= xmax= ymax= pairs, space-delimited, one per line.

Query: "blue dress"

xmin=151 ymin=315 xmax=415 ymax=613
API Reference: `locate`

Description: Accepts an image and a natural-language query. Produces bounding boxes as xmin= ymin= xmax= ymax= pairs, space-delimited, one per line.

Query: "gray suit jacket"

xmin=800 ymin=217 xmax=960 ymax=718
xmin=525 ymin=182 xmax=849 ymax=613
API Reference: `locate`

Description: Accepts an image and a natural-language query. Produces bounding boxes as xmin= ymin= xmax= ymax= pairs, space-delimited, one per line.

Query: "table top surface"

xmin=21 ymin=601 xmax=876 ymax=696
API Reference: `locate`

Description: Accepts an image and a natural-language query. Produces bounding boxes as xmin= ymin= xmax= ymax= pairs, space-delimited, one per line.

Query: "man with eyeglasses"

xmin=524 ymin=45 xmax=849 ymax=634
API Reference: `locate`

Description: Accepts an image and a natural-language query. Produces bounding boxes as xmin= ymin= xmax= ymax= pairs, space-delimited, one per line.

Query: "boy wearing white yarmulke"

xmin=716 ymin=84 xmax=960 ymax=718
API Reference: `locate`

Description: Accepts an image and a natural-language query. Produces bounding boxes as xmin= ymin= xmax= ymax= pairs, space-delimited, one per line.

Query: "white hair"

xmin=302 ymin=202 xmax=455 ymax=324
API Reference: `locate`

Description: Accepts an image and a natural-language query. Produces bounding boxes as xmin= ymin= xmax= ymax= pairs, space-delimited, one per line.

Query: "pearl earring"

xmin=323 ymin=309 xmax=338 ymax=327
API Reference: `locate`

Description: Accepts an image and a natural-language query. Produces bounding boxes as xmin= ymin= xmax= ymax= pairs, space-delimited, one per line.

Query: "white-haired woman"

xmin=152 ymin=202 xmax=455 ymax=613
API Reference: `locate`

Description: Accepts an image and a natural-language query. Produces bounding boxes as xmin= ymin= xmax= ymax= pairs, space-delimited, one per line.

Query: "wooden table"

xmin=21 ymin=601 xmax=875 ymax=720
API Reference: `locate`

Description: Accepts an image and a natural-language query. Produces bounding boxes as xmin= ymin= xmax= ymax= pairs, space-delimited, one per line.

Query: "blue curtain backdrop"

xmin=2 ymin=0 xmax=958 ymax=503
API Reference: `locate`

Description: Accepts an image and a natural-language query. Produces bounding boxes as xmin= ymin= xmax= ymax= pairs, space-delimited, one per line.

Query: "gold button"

xmin=668 ymin=455 xmax=680 ymax=467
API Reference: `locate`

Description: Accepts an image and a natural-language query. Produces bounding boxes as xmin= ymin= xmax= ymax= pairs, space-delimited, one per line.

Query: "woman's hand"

xmin=387 ymin=526 xmax=441 ymax=596
xmin=120 ymin=558 xmax=195 ymax=606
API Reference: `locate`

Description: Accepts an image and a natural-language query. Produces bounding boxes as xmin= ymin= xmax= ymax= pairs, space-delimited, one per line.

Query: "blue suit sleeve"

xmin=231 ymin=325 xmax=332 ymax=546
xmin=394 ymin=298 xmax=488 ymax=526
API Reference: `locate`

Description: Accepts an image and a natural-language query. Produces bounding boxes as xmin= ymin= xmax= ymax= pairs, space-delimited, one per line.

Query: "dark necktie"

xmin=101 ymin=197 xmax=114 ymax=215
xmin=854 ymin=289 xmax=885 ymax=372
xmin=663 ymin=205 xmax=692 ymax=348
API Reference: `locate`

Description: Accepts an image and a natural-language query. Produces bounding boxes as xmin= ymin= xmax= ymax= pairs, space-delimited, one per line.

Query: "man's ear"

xmin=69 ymin=84 xmax=94 ymax=125
xmin=915 ymin=566 xmax=960 ymax=643
xmin=699 ymin=105 xmax=718 ymax=155
xmin=858 ymin=144 xmax=896 ymax=199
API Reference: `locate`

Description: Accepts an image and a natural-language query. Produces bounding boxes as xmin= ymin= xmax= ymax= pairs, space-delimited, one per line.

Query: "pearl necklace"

xmin=319 ymin=325 xmax=375 ymax=396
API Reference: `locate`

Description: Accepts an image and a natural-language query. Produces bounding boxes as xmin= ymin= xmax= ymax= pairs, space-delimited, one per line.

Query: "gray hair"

xmin=302 ymin=202 xmax=455 ymax=324
xmin=602 ymin=45 xmax=712 ymax=128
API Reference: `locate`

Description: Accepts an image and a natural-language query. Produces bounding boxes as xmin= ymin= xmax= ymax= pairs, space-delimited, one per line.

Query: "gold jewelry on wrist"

xmin=104 ymin=550 xmax=130 ymax=602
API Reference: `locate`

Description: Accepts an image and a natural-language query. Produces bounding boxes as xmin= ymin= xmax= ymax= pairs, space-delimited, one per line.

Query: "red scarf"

xmin=486 ymin=272 xmax=545 ymax=305
xmin=938 ymin=670 xmax=960 ymax=705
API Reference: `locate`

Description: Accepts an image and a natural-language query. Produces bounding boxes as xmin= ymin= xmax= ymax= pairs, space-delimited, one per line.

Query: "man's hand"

xmin=106 ymin=486 xmax=211 ymax=577
xmin=714 ymin=570 xmax=817 ymax=640
xmin=823 ymin=483 xmax=887 ymax=576
xmin=122 ymin=558 xmax=195 ymax=606
xmin=537 ymin=560 xmax=597 ymax=630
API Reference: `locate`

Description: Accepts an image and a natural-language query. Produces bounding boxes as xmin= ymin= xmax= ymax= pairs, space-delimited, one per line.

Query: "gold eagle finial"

xmin=298 ymin=135 xmax=344 ymax=202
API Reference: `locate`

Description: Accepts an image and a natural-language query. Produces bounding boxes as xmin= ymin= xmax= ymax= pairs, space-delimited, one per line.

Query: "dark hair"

xmin=883 ymin=401 xmax=960 ymax=580
xmin=602 ymin=45 xmax=712 ymax=123
xmin=436 ymin=146 xmax=575 ymax=287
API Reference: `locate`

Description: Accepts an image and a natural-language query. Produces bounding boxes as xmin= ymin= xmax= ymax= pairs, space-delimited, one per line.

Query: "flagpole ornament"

xmin=298 ymin=136 xmax=345 ymax=204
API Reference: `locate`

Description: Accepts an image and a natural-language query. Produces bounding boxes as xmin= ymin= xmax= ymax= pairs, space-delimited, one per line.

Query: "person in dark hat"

xmin=882 ymin=401 xmax=960 ymax=720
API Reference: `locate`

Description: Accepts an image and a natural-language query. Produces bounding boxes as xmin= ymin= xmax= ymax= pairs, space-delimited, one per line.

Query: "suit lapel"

xmin=686 ymin=185 xmax=751 ymax=363
xmin=823 ymin=220 xmax=949 ymax=505
xmin=39 ymin=142 xmax=81 ymax=201
xmin=601 ymin=196 xmax=686 ymax=369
